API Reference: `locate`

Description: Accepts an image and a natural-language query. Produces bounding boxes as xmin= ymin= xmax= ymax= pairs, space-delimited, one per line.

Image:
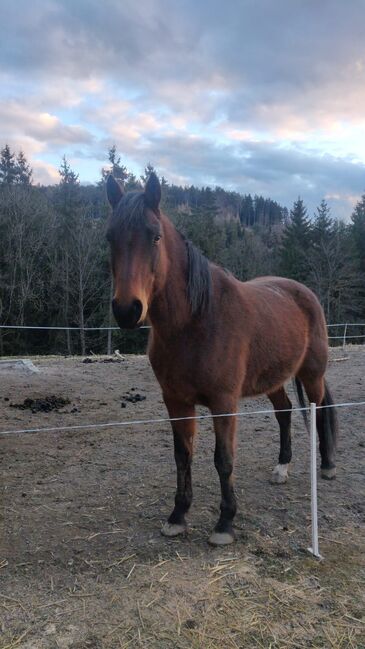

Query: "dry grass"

xmin=1 ymin=537 xmax=364 ymax=649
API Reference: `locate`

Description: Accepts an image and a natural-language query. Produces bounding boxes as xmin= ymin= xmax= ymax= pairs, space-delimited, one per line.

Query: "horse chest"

xmin=149 ymin=339 xmax=242 ymax=405
xmin=149 ymin=346 xmax=199 ymax=392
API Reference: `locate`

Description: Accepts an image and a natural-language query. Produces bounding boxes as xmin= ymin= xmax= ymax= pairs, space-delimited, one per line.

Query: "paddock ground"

xmin=0 ymin=347 xmax=364 ymax=648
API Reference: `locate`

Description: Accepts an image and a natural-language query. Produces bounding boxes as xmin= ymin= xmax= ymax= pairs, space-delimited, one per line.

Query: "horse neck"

xmin=148 ymin=215 xmax=192 ymax=333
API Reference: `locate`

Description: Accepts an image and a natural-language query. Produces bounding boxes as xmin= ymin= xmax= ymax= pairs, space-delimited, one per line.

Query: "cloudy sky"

xmin=1 ymin=0 xmax=365 ymax=217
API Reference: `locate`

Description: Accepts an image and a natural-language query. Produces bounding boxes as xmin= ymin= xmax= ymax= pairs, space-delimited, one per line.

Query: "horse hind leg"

xmin=298 ymin=375 xmax=337 ymax=480
xmin=267 ymin=387 xmax=292 ymax=484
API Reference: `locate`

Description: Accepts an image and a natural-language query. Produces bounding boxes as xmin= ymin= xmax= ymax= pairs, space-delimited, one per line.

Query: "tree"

xmin=50 ymin=157 xmax=82 ymax=353
xmin=0 ymin=185 xmax=53 ymax=333
xmin=68 ymin=208 xmax=107 ymax=355
xmin=279 ymin=198 xmax=311 ymax=282
xmin=312 ymin=200 xmax=332 ymax=244
xmin=125 ymin=172 xmax=142 ymax=191
xmin=16 ymin=151 xmax=33 ymax=185
xmin=306 ymin=202 xmax=360 ymax=321
xmin=351 ymin=194 xmax=365 ymax=274
xmin=349 ymin=194 xmax=365 ymax=320
xmin=0 ymin=145 xmax=18 ymax=185
xmin=101 ymin=145 xmax=128 ymax=184
xmin=59 ymin=155 xmax=79 ymax=187
xmin=175 ymin=187 xmax=225 ymax=263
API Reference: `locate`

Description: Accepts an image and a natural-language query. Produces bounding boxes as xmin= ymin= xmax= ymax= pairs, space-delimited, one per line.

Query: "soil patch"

xmin=10 ymin=395 xmax=71 ymax=413
xmin=0 ymin=348 xmax=364 ymax=648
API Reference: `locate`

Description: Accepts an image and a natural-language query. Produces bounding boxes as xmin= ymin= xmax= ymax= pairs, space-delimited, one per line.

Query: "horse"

xmin=106 ymin=172 xmax=338 ymax=546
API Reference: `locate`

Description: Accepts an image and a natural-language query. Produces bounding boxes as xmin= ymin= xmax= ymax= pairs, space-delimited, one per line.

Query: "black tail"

xmin=322 ymin=381 xmax=338 ymax=456
xmin=294 ymin=377 xmax=338 ymax=458
xmin=294 ymin=377 xmax=309 ymax=431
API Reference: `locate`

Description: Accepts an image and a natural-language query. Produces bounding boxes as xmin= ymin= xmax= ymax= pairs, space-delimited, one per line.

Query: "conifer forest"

xmin=1 ymin=144 xmax=364 ymax=356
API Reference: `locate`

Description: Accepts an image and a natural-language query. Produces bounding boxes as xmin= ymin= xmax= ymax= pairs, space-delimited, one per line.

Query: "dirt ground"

xmin=0 ymin=347 xmax=364 ymax=648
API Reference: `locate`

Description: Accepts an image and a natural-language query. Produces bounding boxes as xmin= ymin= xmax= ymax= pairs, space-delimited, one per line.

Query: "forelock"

xmin=115 ymin=191 xmax=146 ymax=229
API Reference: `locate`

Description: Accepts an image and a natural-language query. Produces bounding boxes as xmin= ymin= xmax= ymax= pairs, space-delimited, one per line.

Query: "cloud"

xmin=0 ymin=0 xmax=364 ymax=216
xmin=130 ymin=132 xmax=365 ymax=216
xmin=0 ymin=100 xmax=94 ymax=147
xmin=32 ymin=160 xmax=60 ymax=185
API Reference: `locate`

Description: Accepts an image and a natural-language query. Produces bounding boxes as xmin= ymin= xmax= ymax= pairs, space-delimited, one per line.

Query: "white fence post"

xmin=308 ymin=402 xmax=322 ymax=559
xmin=342 ymin=323 xmax=348 ymax=350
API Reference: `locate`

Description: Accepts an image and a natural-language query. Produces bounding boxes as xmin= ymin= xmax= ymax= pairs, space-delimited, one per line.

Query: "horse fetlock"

xmin=161 ymin=521 xmax=187 ymax=537
xmin=270 ymin=463 xmax=289 ymax=484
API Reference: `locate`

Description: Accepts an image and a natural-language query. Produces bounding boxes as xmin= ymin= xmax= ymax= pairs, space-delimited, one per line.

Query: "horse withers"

xmin=106 ymin=172 xmax=338 ymax=546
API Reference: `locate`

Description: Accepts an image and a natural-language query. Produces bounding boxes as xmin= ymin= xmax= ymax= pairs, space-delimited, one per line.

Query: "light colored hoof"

xmin=270 ymin=463 xmax=289 ymax=484
xmin=321 ymin=467 xmax=336 ymax=480
xmin=161 ymin=522 xmax=186 ymax=537
xmin=208 ymin=531 xmax=235 ymax=546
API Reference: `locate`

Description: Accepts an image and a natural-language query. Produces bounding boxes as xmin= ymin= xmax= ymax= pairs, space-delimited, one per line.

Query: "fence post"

xmin=308 ymin=402 xmax=322 ymax=559
xmin=342 ymin=323 xmax=348 ymax=350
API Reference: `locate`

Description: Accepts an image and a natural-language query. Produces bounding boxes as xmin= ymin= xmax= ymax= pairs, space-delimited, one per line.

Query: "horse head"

xmin=106 ymin=172 xmax=166 ymax=329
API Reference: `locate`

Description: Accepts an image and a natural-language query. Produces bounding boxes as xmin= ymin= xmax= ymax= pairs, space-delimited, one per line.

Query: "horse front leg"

xmin=161 ymin=397 xmax=196 ymax=537
xmin=209 ymin=405 xmax=238 ymax=546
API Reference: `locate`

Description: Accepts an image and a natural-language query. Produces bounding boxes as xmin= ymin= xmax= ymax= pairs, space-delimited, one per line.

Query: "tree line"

xmin=0 ymin=144 xmax=364 ymax=356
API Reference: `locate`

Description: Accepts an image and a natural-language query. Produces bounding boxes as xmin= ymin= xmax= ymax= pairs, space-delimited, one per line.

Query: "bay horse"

xmin=106 ymin=172 xmax=337 ymax=546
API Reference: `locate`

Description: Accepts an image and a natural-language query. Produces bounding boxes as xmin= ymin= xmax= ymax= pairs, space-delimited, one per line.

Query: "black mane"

xmin=185 ymin=238 xmax=212 ymax=316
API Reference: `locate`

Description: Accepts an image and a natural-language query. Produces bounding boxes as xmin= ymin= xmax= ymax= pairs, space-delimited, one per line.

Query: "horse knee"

xmin=214 ymin=451 xmax=233 ymax=478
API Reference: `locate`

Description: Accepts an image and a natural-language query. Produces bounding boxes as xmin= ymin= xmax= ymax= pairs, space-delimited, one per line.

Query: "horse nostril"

xmin=132 ymin=299 xmax=143 ymax=322
xmin=112 ymin=298 xmax=143 ymax=329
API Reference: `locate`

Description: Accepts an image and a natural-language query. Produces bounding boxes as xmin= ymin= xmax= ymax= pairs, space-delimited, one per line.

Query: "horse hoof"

xmin=208 ymin=531 xmax=235 ymax=546
xmin=321 ymin=467 xmax=336 ymax=480
xmin=270 ymin=464 xmax=289 ymax=484
xmin=161 ymin=522 xmax=187 ymax=537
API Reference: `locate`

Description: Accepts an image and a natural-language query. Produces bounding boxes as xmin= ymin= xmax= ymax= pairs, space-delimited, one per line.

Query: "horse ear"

xmin=106 ymin=175 xmax=123 ymax=208
xmin=145 ymin=172 xmax=161 ymax=211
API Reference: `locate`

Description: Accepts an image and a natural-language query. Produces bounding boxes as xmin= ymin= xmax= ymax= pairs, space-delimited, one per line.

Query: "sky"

xmin=1 ymin=0 xmax=365 ymax=218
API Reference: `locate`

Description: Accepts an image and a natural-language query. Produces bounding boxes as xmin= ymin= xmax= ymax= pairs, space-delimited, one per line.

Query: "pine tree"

xmin=279 ymin=198 xmax=311 ymax=282
xmin=178 ymin=187 xmax=224 ymax=262
xmin=16 ymin=151 xmax=33 ymax=185
xmin=59 ymin=155 xmax=79 ymax=186
xmin=125 ymin=172 xmax=142 ymax=191
xmin=239 ymin=194 xmax=255 ymax=227
xmin=0 ymin=144 xmax=17 ymax=184
xmin=312 ymin=199 xmax=333 ymax=248
xmin=351 ymin=194 xmax=365 ymax=274
xmin=101 ymin=145 xmax=128 ymax=184
xmin=307 ymin=201 xmax=336 ymax=318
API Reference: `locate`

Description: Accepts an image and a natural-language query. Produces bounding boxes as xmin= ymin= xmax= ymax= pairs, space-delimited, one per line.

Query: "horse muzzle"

xmin=112 ymin=298 xmax=144 ymax=329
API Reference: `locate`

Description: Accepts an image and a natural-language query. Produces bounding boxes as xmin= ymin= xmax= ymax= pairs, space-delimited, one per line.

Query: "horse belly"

xmin=241 ymin=333 xmax=308 ymax=397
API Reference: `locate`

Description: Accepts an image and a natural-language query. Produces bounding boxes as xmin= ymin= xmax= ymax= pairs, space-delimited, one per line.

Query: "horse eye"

xmin=153 ymin=234 xmax=161 ymax=243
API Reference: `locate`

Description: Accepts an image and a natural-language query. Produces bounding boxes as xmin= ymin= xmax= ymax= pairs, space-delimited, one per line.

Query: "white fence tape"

xmin=1 ymin=399 xmax=364 ymax=437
